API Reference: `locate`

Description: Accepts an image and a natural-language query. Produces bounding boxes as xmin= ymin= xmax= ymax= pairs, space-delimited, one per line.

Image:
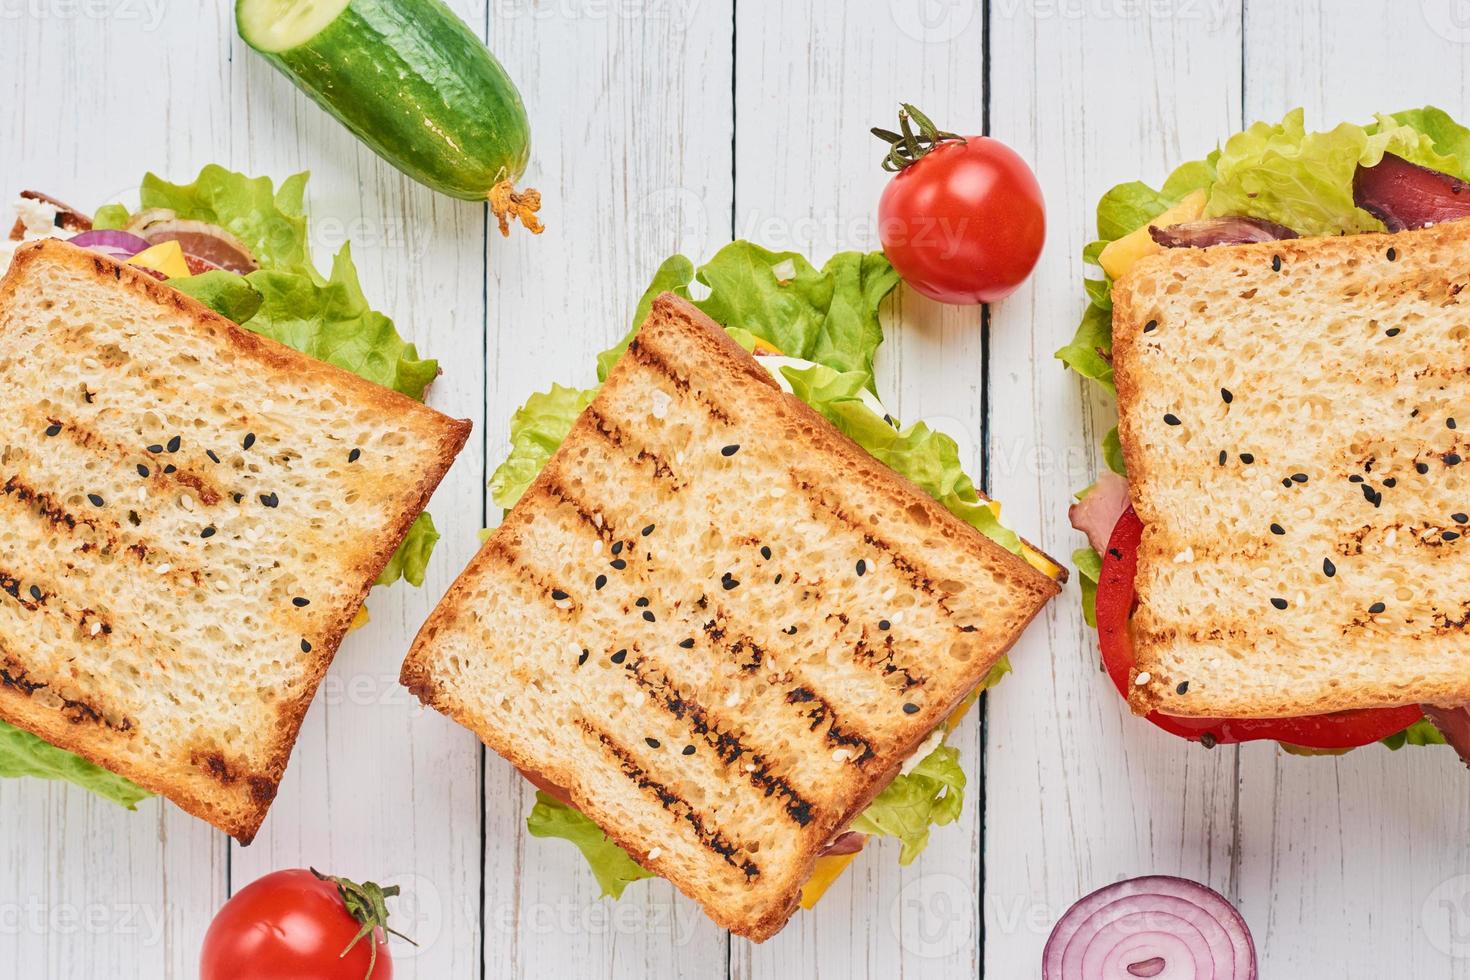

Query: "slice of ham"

xmin=1353 ymin=152 xmax=1470 ymax=232
xmin=1422 ymin=705 xmax=1470 ymax=768
xmin=1149 ymin=216 xmax=1298 ymax=248
xmin=819 ymin=831 xmax=867 ymax=857
xmin=1069 ymin=471 xmax=1130 ymax=556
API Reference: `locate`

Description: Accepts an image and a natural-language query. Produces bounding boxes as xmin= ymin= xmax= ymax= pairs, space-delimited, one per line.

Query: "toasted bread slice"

xmin=1114 ymin=221 xmax=1470 ymax=718
xmin=402 ymin=294 xmax=1058 ymax=940
xmin=0 ymin=241 xmax=470 ymax=842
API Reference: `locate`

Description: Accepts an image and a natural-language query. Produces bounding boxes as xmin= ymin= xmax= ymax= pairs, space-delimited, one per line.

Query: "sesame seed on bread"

xmin=0 ymin=240 xmax=470 ymax=842
xmin=1113 ymin=221 xmax=1470 ymax=718
xmin=401 ymin=294 xmax=1058 ymax=941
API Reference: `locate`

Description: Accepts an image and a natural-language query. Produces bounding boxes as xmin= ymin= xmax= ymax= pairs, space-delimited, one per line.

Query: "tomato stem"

xmin=310 ymin=868 xmax=418 ymax=980
xmin=871 ymin=103 xmax=965 ymax=172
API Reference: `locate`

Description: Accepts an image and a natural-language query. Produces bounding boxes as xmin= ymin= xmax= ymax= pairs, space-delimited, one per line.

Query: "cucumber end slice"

xmin=237 ymin=0 xmax=351 ymax=53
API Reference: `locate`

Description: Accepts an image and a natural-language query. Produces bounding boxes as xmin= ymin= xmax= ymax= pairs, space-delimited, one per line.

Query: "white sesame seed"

xmin=155 ymin=564 xmax=171 ymax=575
xmin=650 ymin=390 xmax=671 ymax=420
xmin=593 ymin=513 xmax=604 ymax=529
xmin=646 ymin=847 xmax=662 ymax=860
xmin=89 ymin=622 xmax=102 ymax=636
xmin=590 ymin=539 xmax=602 ymax=555
xmin=1134 ymin=671 xmax=1152 ymax=686
xmin=136 ymin=487 xmax=147 ymax=503
xmin=725 ymin=691 xmax=741 ymax=707
xmin=179 ymin=494 xmax=194 ymax=512
xmin=1172 ymin=548 xmax=1194 ymax=563
xmin=744 ymin=763 xmax=757 ymax=772
xmin=554 ymin=598 xmax=571 ymax=610
xmin=832 ymin=749 xmax=851 ymax=763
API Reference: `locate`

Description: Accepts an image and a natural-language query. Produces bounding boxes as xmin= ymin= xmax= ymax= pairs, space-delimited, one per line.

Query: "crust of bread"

xmin=1113 ymin=222 xmax=1470 ymax=717
xmin=402 ymin=293 xmax=1056 ymax=940
xmin=0 ymin=241 xmax=470 ymax=842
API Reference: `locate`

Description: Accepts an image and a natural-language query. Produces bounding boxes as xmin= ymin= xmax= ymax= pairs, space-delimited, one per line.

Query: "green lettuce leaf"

xmin=91 ymin=203 xmax=131 ymax=231
xmin=1073 ymin=547 xmax=1103 ymax=628
xmin=1055 ymin=302 xmax=1115 ymax=394
xmin=490 ymin=384 xmax=598 ymax=509
xmin=1102 ymin=427 xmax=1126 ymax=476
xmin=597 ymin=242 xmax=899 ymax=390
xmin=0 ymin=719 xmax=149 ymax=808
xmin=1387 ymin=107 xmax=1470 ymax=176
xmin=168 ymin=270 xmax=264 ymax=324
xmin=1380 ymin=718 xmax=1448 ymax=750
xmin=781 ymin=363 xmax=1024 ymax=557
xmin=527 ymin=791 xmax=655 ymax=898
xmin=376 ymin=513 xmax=439 ymax=588
xmin=849 ymin=744 xmax=966 ymax=865
xmin=139 ymin=165 xmax=313 ymax=274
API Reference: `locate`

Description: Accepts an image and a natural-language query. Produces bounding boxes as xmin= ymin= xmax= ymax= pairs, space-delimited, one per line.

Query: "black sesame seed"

xmin=645 ymin=737 xmax=661 ymax=749
xmin=1368 ymin=601 xmax=1386 ymax=614
xmin=348 ymin=448 xmax=361 ymax=463
xmin=260 ymin=492 xmax=279 ymax=508
xmin=642 ymin=524 xmax=655 ymax=536
xmin=136 ymin=464 xmax=149 ymax=478
xmin=1446 ymin=453 xmax=1462 ymax=466
xmin=1143 ymin=319 xmax=1158 ymax=333
xmin=636 ymin=597 xmax=649 ymax=607
xmin=301 ymin=638 xmax=312 ymax=653
xmin=611 ymin=540 xmax=624 ymax=556
xmin=1220 ymin=388 xmax=1233 ymax=404
xmin=1163 ymin=413 xmax=1182 ymax=426
xmin=1240 ymin=453 xmax=1254 ymax=464
xmin=1291 ymin=473 xmax=1309 ymax=483
xmin=128 ymin=511 xmax=140 ymax=526
xmin=44 ymin=423 xmax=61 ymax=437
xmin=1281 ymin=478 xmax=1292 ymax=488
xmin=578 ymin=649 xmax=589 ymax=666
xmin=611 ymin=649 xmax=627 ymax=664
xmin=1323 ymin=558 xmax=1336 ymax=578
xmin=1270 ymin=523 xmax=1285 ymax=535
xmin=1384 ymin=477 xmax=1397 ymax=488
xmin=594 ymin=574 xmax=607 ymax=590
xmin=1450 ymin=418 xmax=1459 ymax=430
xmin=1454 ymin=513 xmax=1468 ymax=524
xmin=551 ymin=589 xmax=569 ymax=601
xmin=232 ymin=493 xmax=243 ymax=503
xmin=242 ymin=432 xmax=256 ymax=450
xmin=1387 ymin=247 xmax=1397 ymax=261
xmin=207 ymin=450 xmax=220 ymax=464
xmin=773 ymin=573 xmax=782 ymax=584
xmin=679 ymin=638 xmax=695 ymax=649
xmin=1271 ymin=255 xmax=1282 ymax=272
xmin=643 ymin=610 xmax=656 ymax=623
xmin=1444 ymin=530 xmax=1463 ymax=541
xmin=721 ymin=572 xmax=739 ymax=590
xmin=856 ymin=559 xmax=867 ymax=576
xmin=1417 ymin=462 xmax=1431 ymax=474
xmin=1385 ymin=327 xmax=1402 ymax=337
xmin=88 ymin=493 xmax=104 ymax=507
xmin=902 ymin=703 xmax=920 ymax=715
xmin=1349 ymin=474 xmax=1364 ymax=483
xmin=167 ymin=435 xmax=181 ymax=453
xmin=760 ymin=545 xmax=772 ymax=560
xmin=1218 ymin=450 xmax=1227 ymax=466
xmin=1363 ymin=485 xmax=1382 ymax=507
xmin=29 ymin=586 xmax=42 ymax=601
xmin=783 ymin=625 xmax=798 ymax=635
xmin=201 ymin=526 xmax=216 ymax=539
xmin=147 ymin=444 xmax=164 ymax=454
xmin=682 ymin=744 xmax=696 ymax=756
xmin=610 ymin=558 xmax=627 ymax=570
xmin=878 ymin=619 xmax=891 ymax=631
xmin=1271 ymin=597 xmax=1288 ymax=610
xmin=163 ymin=464 xmax=176 ymax=474
xmin=292 ymin=597 xmax=309 ymax=607
xmin=1176 ymin=681 xmax=1190 ymax=695
xmin=720 ymin=444 xmax=740 ymax=457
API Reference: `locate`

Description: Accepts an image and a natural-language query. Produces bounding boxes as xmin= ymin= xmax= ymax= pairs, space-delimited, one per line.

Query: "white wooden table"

xmin=4 ymin=1 xmax=1470 ymax=976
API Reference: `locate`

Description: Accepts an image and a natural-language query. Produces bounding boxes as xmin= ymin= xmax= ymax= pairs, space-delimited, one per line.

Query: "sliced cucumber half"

xmin=237 ymin=0 xmax=350 ymax=53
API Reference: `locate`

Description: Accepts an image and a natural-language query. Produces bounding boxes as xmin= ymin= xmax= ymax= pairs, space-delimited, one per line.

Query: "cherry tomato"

xmin=1096 ymin=507 xmax=1422 ymax=749
xmin=874 ymin=108 xmax=1044 ymax=305
xmin=201 ymin=869 xmax=398 ymax=980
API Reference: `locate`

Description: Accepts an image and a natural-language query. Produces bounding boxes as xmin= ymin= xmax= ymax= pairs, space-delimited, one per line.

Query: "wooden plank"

xmin=728 ymin=3 xmax=987 ymax=976
xmin=479 ymin=5 xmax=735 ymax=977
xmin=984 ymin=5 xmax=1245 ymax=976
xmin=1238 ymin=4 xmax=1470 ymax=975
xmin=223 ymin=1 xmax=490 ymax=976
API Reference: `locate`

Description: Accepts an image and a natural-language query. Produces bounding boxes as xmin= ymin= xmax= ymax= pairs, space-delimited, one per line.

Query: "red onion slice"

xmin=1149 ymin=217 xmax=1299 ymax=248
xmin=1043 ymin=876 xmax=1256 ymax=980
xmin=1353 ymin=152 xmax=1470 ymax=232
xmin=68 ymin=229 xmax=152 ymax=261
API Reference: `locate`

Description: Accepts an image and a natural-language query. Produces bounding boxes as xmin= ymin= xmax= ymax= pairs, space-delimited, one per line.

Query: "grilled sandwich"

xmin=1114 ymin=220 xmax=1470 ymax=718
xmin=401 ymin=294 xmax=1059 ymax=940
xmin=0 ymin=240 xmax=470 ymax=842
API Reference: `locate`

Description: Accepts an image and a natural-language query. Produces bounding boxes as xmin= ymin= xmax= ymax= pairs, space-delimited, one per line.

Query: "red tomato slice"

xmin=1096 ymin=506 xmax=1422 ymax=749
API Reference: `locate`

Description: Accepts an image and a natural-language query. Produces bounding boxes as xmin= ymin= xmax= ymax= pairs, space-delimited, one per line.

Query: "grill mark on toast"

xmin=0 ymin=564 xmax=116 ymax=636
xmin=619 ymin=654 xmax=816 ymax=827
xmin=0 ymin=655 xmax=134 ymax=732
xmin=191 ymin=749 xmax=278 ymax=803
xmin=853 ymin=629 xmax=925 ymax=692
xmin=3 ymin=475 xmax=96 ymax=533
xmin=481 ymin=537 xmax=576 ymax=613
xmin=576 ymin=718 xmax=762 ymax=880
xmin=784 ymin=685 xmax=877 ymax=765
xmin=581 ymin=405 xmax=679 ymax=482
xmin=627 ymin=339 xmax=734 ymax=424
